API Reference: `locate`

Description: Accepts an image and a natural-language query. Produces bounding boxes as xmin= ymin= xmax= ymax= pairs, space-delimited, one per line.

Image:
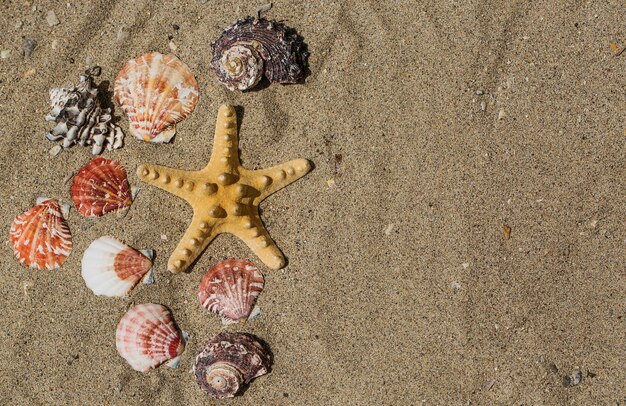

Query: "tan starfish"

xmin=137 ymin=104 xmax=312 ymax=273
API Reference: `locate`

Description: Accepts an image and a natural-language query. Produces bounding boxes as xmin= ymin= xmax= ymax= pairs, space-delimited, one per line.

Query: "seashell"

xmin=211 ymin=17 xmax=309 ymax=91
xmin=198 ymin=259 xmax=264 ymax=325
xmin=193 ymin=332 xmax=271 ymax=398
xmin=9 ymin=198 xmax=72 ymax=270
xmin=81 ymin=236 xmax=154 ymax=297
xmin=116 ymin=303 xmax=186 ymax=372
xmin=71 ymin=157 xmax=133 ymax=217
xmin=45 ymin=75 xmax=124 ymax=155
xmin=114 ymin=52 xmax=199 ymax=143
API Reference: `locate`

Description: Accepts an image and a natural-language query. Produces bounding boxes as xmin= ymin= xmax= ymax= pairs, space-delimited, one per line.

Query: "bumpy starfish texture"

xmin=137 ymin=104 xmax=311 ymax=273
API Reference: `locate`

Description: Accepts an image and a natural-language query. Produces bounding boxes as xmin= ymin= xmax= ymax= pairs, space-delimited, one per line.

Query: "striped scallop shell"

xmin=198 ymin=259 xmax=264 ymax=325
xmin=114 ymin=52 xmax=199 ymax=143
xmin=71 ymin=157 xmax=133 ymax=217
xmin=82 ymin=236 xmax=153 ymax=297
xmin=9 ymin=198 xmax=72 ymax=270
xmin=116 ymin=303 xmax=185 ymax=372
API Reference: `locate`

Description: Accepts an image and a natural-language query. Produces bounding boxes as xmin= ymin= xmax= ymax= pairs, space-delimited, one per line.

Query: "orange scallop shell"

xmin=198 ymin=259 xmax=264 ymax=324
xmin=71 ymin=157 xmax=133 ymax=217
xmin=114 ymin=52 xmax=199 ymax=143
xmin=9 ymin=198 xmax=72 ymax=270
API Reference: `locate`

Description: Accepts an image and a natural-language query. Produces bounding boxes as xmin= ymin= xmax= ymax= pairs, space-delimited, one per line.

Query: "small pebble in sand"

xmin=160 ymin=234 xmax=168 ymax=241
xmin=461 ymin=262 xmax=470 ymax=269
xmin=475 ymin=89 xmax=484 ymax=95
xmin=450 ymin=281 xmax=461 ymax=291
xmin=116 ymin=26 xmax=128 ymax=42
xmin=498 ymin=109 xmax=507 ymax=120
xmin=562 ymin=369 xmax=583 ymax=387
xmin=480 ymin=101 xmax=486 ymax=112
xmin=66 ymin=354 xmax=79 ymax=365
xmin=482 ymin=379 xmax=495 ymax=391
xmin=22 ymin=68 xmax=36 ymax=78
xmin=51 ymin=39 xmax=59 ymax=50
xmin=15 ymin=20 xmax=23 ymax=29
xmin=384 ymin=224 xmax=394 ymax=235
xmin=63 ymin=172 xmax=74 ymax=184
xmin=49 ymin=145 xmax=63 ymax=157
xmin=46 ymin=10 xmax=60 ymax=26
xmin=22 ymin=280 xmax=34 ymax=299
xmin=168 ymin=40 xmax=177 ymax=51
xmin=502 ymin=224 xmax=511 ymax=239
xmin=326 ymin=178 xmax=336 ymax=188
xmin=22 ymin=38 xmax=37 ymax=57
xmin=0 ymin=50 xmax=10 ymax=59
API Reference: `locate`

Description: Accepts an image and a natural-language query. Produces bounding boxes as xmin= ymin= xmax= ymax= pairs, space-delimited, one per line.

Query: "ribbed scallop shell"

xmin=198 ymin=259 xmax=264 ymax=324
xmin=116 ymin=303 xmax=185 ymax=372
xmin=82 ymin=236 xmax=153 ymax=297
xmin=193 ymin=332 xmax=271 ymax=398
xmin=114 ymin=52 xmax=199 ymax=143
xmin=211 ymin=17 xmax=308 ymax=91
xmin=9 ymin=198 xmax=72 ymax=270
xmin=71 ymin=157 xmax=133 ymax=217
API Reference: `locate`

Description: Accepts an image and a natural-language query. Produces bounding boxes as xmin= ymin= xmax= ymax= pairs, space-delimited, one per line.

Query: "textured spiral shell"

xmin=198 ymin=259 xmax=264 ymax=324
xmin=211 ymin=17 xmax=308 ymax=91
xmin=114 ymin=52 xmax=199 ymax=143
xmin=82 ymin=236 xmax=153 ymax=297
xmin=116 ymin=303 xmax=185 ymax=372
xmin=71 ymin=157 xmax=133 ymax=217
xmin=9 ymin=198 xmax=72 ymax=270
xmin=193 ymin=332 xmax=271 ymax=398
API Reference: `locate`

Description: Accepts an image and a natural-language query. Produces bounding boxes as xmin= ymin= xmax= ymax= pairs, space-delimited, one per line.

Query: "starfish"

xmin=136 ymin=104 xmax=312 ymax=273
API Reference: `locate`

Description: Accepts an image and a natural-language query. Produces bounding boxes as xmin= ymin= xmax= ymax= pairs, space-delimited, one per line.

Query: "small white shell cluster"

xmin=45 ymin=75 xmax=123 ymax=155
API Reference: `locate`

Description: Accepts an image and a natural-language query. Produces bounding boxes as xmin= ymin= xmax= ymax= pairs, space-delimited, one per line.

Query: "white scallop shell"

xmin=81 ymin=236 xmax=153 ymax=297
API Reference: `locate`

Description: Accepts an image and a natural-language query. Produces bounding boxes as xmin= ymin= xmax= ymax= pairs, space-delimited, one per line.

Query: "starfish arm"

xmin=136 ymin=163 xmax=198 ymax=201
xmin=167 ymin=211 xmax=218 ymax=273
xmin=207 ymin=105 xmax=240 ymax=176
xmin=244 ymin=159 xmax=312 ymax=203
xmin=225 ymin=216 xmax=286 ymax=270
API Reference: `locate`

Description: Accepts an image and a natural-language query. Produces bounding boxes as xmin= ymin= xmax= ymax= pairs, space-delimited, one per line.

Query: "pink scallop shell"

xmin=116 ymin=303 xmax=185 ymax=372
xmin=71 ymin=157 xmax=133 ymax=217
xmin=198 ymin=259 xmax=264 ymax=324
xmin=81 ymin=236 xmax=153 ymax=297
xmin=114 ymin=52 xmax=199 ymax=143
xmin=9 ymin=198 xmax=72 ymax=270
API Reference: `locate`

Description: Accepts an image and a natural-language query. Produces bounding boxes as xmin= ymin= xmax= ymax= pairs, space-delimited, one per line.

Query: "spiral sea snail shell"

xmin=211 ymin=17 xmax=308 ymax=91
xmin=193 ymin=332 xmax=272 ymax=398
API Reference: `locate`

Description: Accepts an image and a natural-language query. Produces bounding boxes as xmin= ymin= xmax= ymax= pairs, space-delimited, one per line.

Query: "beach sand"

xmin=0 ymin=1 xmax=625 ymax=404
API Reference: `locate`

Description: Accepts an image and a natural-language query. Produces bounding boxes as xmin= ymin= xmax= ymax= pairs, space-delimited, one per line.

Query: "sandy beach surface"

xmin=1 ymin=1 xmax=625 ymax=404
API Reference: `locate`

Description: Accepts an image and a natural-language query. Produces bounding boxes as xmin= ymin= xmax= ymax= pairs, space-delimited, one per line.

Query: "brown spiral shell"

xmin=211 ymin=17 xmax=308 ymax=91
xmin=193 ymin=332 xmax=272 ymax=398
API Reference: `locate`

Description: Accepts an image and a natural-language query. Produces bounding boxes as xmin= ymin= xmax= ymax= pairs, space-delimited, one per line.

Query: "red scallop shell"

xmin=198 ymin=259 xmax=264 ymax=323
xmin=116 ymin=303 xmax=185 ymax=372
xmin=71 ymin=157 xmax=133 ymax=217
xmin=9 ymin=198 xmax=72 ymax=270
